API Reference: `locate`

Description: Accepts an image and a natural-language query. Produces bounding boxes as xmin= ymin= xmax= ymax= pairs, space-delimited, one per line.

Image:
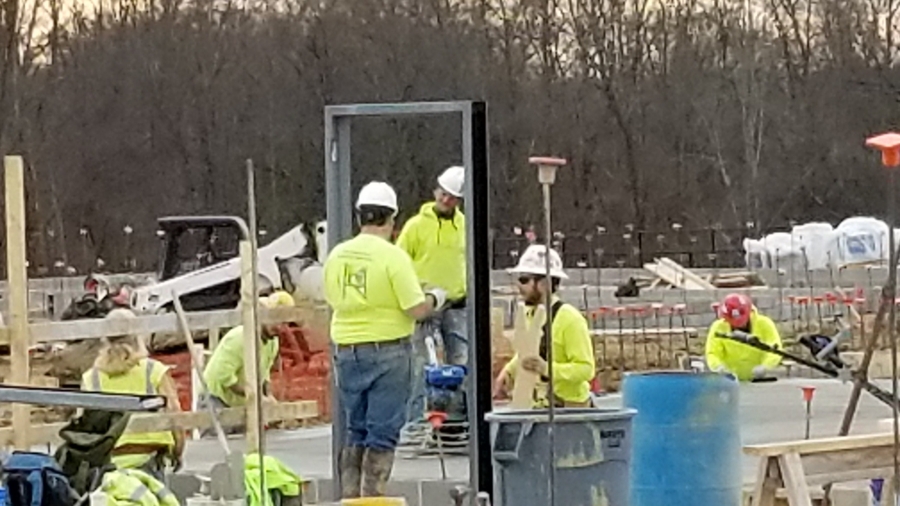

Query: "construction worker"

xmin=493 ymin=245 xmax=596 ymax=408
xmin=706 ymin=293 xmax=783 ymax=381
xmin=324 ymin=181 xmax=447 ymax=499
xmin=201 ymin=290 xmax=295 ymax=414
xmin=81 ymin=308 xmax=184 ymax=480
xmin=396 ymin=165 xmax=467 ymax=435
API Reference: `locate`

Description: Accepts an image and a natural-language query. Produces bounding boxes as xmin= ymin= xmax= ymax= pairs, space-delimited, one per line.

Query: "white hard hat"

xmin=507 ymin=244 xmax=568 ymax=279
xmin=356 ymin=181 xmax=398 ymax=213
xmin=437 ymin=166 xmax=465 ymax=198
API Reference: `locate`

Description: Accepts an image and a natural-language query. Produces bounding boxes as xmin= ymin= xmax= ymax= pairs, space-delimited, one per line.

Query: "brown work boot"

xmin=361 ymin=448 xmax=396 ymax=497
xmin=340 ymin=446 xmax=365 ymax=498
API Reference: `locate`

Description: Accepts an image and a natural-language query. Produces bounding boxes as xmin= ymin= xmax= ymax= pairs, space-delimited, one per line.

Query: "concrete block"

xmin=419 ymin=479 xmax=467 ymax=506
xmin=831 ymin=485 xmax=870 ymax=506
xmin=168 ymin=473 xmax=203 ymax=503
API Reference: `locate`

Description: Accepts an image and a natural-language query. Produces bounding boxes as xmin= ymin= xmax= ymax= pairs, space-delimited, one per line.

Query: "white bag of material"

xmin=791 ymin=222 xmax=839 ymax=270
xmin=835 ymin=217 xmax=889 ymax=266
xmin=742 ymin=238 xmax=770 ymax=269
xmin=762 ymin=232 xmax=807 ymax=274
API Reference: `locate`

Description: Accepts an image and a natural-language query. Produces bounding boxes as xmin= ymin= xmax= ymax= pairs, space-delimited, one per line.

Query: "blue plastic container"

xmin=623 ymin=371 xmax=742 ymax=506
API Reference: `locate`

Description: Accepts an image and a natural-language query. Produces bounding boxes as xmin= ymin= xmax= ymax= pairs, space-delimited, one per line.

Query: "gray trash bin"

xmin=487 ymin=408 xmax=636 ymax=506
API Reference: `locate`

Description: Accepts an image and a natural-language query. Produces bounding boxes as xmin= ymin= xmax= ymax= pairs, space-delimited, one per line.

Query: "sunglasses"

xmin=518 ymin=276 xmax=545 ymax=285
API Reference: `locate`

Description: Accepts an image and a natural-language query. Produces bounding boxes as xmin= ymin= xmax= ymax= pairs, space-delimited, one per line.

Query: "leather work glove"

xmin=425 ymin=287 xmax=448 ymax=311
xmin=752 ymin=365 xmax=768 ymax=380
xmin=521 ymin=356 xmax=549 ymax=376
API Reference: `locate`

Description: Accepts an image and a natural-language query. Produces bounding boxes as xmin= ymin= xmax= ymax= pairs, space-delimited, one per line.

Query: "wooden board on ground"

xmin=709 ymin=271 xmax=768 ymax=288
xmin=643 ymin=258 xmax=716 ymax=290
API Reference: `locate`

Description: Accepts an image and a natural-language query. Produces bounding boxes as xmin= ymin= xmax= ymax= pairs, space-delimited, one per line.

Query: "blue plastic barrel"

xmin=623 ymin=371 xmax=741 ymax=506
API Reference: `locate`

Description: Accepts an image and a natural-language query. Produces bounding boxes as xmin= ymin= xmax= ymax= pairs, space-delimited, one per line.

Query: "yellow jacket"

xmin=706 ymin=309 xmax=783 ymax=381
xmin=396 ymin=202 xmax=467 ymax=300
xmin=101 ymin=468 xmax=179 ymax=506
xmin=503 ymin=298 xmax=595 ymax=406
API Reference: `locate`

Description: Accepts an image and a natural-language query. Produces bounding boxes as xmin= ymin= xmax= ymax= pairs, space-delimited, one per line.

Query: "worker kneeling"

xmin=494 ymin=245 xmax=596 ymax=408
xmin=200 ymin=290 xmax=295 ymax=433
xmin=706 ymin=293 xmax=783 ymax=381
xmin=324 ymin=181 xmax=446 ymax=499
xmin=81 ymin=309 xmax=184 ymax=480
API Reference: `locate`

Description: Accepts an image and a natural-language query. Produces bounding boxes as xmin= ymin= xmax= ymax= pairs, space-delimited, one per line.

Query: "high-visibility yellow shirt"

xmin=324 ymin=233 xmax=426 ymax=345
xmin=705 ymin=310 xmax=783 ymax=381
xmin=203 ymin=325 xmax=280 ymax=407
xmin=396 ymin=203 xmax=466 ymax=300
xmin=82 ymin=358 xmax=175 ymax=469
xmin=503 ymin=298 xmax=596 ymax=406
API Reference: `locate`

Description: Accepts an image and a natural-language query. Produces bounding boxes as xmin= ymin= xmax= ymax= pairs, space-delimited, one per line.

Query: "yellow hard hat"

xmin=262 ymin=290 xmax=295 ymax=309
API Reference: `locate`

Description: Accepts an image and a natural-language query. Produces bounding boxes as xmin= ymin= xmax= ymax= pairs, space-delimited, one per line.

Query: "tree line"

xmin=0 ymin=0 xmax=895 ymax=275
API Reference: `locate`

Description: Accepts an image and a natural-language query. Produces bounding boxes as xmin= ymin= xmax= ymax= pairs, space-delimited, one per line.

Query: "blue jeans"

xmin=335 ymin=338 xmax=412 ymax=450
xmin=406 ymin=308 xmax=468 ymax=424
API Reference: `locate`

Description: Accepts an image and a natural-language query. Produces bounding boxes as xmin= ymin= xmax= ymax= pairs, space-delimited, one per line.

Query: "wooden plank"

xmin=657 ymin=257 xmax=717 ymax=290
xmin=0 ymin=306 xmax=318 ymax=345
xmin=749 ymin=456 xmax=779 ymax=506
xmin=240 ymin=239 xmax=261 ymax=452
xmin=508 ymin=302 xmax=545 ymax=409
xmin=744 ymin=432 xmax=898 ymax=457
xmin=800 ymin=444 xmax=896 ymax=486
xmin=777 ymin=453 xmax=813 ymax=506
xmin=6 ymin=155 xmax=30 ymax=450
xmin=0 ymin=400 xmax=318 ymax=446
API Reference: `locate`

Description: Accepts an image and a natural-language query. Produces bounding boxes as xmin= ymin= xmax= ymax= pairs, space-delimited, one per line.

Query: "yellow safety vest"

xmin=82 ymin=359 xmax=176 ymax=453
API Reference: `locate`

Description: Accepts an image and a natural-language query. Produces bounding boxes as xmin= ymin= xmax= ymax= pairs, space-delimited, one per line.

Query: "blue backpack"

xmin=4 ymin=452 xmax=75 ymax=506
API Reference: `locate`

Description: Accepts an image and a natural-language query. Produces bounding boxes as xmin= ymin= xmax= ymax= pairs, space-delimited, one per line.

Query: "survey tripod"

xmin=716 ymin=314 xmax=900 ymax=410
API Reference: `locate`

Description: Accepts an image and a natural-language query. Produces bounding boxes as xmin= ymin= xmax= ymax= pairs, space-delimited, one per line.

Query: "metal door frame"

xmin=324 ymin=101 xmax=491 ymax=501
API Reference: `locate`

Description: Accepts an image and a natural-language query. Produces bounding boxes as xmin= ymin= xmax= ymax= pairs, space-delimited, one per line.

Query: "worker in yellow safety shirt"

xmin=493 ymin=245 xmax=596 ymax=408
xmin=706 ymin=293 xmax=783 ymax=381
xmin=201 ymin=291 xmax=295 ymax=421
xmin=395 ymin=165 xmax=468 ymax=435
xmin=324 ymin=181 xmax=446 ymax=499
xmin=81 ymin=308 xmax=184 ymax=480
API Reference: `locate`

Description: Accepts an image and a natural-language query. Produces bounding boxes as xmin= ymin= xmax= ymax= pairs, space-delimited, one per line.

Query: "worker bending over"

xmin=396 ymin=165 xmax=468 ymax=435
xmin=201 ymin=291 xmax=295 ymax=429
xmin=493 ymin=245 xmax=596 ymax=408
xmin=706 ymin=293 xmax=783 ymax=381
xmin=324 ymin=181 xmax=446 ymax=499
xmin=81 ymin=309 xmax=184 ymax=480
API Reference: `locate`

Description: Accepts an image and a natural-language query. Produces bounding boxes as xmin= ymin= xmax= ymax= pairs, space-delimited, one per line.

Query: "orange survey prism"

xmin=866 ymin=132 xmax=900 ymax=167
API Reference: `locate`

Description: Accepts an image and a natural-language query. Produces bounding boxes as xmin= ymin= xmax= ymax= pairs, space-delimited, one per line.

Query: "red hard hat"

xmin=720 ymin=293 xmax=752 ymax=328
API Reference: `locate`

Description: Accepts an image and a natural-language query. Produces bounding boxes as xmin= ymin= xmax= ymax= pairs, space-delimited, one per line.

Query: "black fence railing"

xmin=490 ymin=225 xmax=773 ymax=270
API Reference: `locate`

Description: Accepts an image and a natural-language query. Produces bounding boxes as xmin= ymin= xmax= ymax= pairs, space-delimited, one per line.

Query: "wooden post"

xmin=5 ymin=156 xmax=30 ymax=450
xmin=240 ymin=239 xmax=261 ymax=451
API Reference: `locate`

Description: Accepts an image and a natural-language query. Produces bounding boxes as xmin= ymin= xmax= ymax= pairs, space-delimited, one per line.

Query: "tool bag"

xmin=54 ymin=409 xmax=131 ymax=497
xmin=4 ymin=451 xmax=76 ymax=506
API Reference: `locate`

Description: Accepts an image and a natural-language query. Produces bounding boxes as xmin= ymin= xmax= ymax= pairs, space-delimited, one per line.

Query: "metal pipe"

xmin=247 ymin=159 xmax=267 ymax=502
xmin=541 ymin=180 xmax=555 ymax=506
xmin=531 ymin=156 xmax=565 ymax=506
xmin=889 ymin=167 xmax=899 ymax=505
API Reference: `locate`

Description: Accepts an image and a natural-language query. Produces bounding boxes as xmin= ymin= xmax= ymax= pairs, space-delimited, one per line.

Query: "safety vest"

xmin=100 ymin=468 xmax=180 ymax=506
xmin=82 ymin=358 xmax=176 ymax=452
